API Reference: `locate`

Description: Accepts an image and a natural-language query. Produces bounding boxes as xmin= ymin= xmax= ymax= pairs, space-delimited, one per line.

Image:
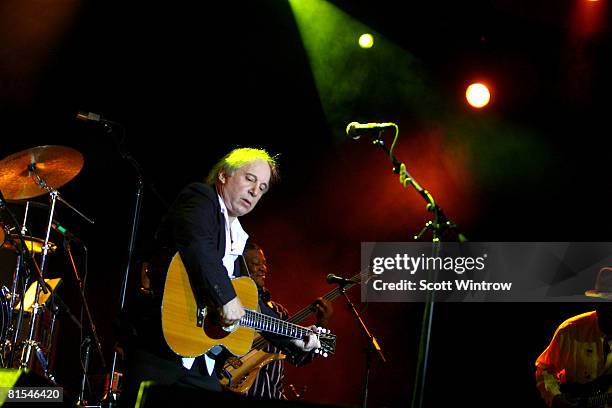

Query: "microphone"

xmin=51 ymin=220 xmax=84 ymax=245
xmin=326 ymin=273 xmax=357 ymax=286
xmin=346 ymin=122 xmax=396 ymax=140
xmin=76 ymin=111 xmax=116 ymax=125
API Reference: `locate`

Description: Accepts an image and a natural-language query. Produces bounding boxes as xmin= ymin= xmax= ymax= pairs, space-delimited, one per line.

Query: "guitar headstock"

xmin=313 ymin=328 xmax=336 ymax=357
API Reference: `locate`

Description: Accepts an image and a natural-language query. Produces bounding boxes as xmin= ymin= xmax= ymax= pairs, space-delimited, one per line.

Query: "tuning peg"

xmin=323 ymin=352 xmax=328 ymax=357
xmin=314 ymin=349 xmax=320 ymax=354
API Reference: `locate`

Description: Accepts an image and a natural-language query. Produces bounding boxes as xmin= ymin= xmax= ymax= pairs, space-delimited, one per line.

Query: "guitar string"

xmin=243 ymin=310 xmax=335 ymax=354
xmin=249 ymin=277 xmax=357 ymax=349
xmin=242 ymin=309 xmax=310 ymax=339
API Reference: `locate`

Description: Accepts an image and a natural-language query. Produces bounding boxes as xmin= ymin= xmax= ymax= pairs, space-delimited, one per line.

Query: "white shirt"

xmin=182 ymin=194 xmax=249 ymax=373
xmin=218 ymin=194 xmax=249 ymax=278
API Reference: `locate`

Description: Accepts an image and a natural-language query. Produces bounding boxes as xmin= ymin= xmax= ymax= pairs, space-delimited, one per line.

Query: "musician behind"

xmin=120 ymin=147 xmax=322 ymax=407
xmin=536 ymin=268 xmax=612 ymax=408
xmin=243 ymin=242 xmax=333 ymax=399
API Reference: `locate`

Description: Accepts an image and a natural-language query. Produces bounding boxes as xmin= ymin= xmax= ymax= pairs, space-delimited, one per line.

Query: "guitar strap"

xmin=238 ymin=255 xmax=250 ymax=279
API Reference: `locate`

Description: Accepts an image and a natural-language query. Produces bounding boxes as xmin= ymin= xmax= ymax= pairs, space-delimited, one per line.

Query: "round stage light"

xmin=358 ymin=33 xmax=374 ymax=49
xmin=466 ymin=83 xmax=491 ymax=108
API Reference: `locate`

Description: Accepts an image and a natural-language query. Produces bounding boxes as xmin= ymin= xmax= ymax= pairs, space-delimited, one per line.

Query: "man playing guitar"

xmin=120 ymin=148 xmax=323 ymax=407
xmin=536 ymin=268 xmax=612 ymax=408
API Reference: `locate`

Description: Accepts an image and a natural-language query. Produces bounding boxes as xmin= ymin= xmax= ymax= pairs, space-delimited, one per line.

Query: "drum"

xmin=2 ymin=235 xmax=56 ymax=255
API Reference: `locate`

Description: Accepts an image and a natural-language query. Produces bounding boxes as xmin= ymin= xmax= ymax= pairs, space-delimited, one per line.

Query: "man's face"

xmin=218 ymin=159 xmax=271 ymax=218
xmin=244 ymin=248 xmax=267 ymax=288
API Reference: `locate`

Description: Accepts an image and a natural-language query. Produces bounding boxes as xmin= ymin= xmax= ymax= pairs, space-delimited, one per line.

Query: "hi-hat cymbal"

xmin=0 ymin=145 xmax=84 ymax=200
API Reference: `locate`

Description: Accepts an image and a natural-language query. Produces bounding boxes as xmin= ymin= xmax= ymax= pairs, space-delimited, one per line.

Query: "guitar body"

xmin=161 ymin=252 xmax=258 ymax=357
xmin=220 ymin=346 xmax=286 ymax=393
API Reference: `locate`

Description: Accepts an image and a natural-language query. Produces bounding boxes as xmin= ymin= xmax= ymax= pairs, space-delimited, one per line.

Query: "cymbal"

xmin=0 ymin=145 xmax=84 ymax=200
xmin=3 ymin=235 xmax=57 ymax=254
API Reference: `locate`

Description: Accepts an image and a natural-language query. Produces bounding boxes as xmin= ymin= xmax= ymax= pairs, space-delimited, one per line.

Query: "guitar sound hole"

xmin=203 ymin=315 xmax=232 ymax=340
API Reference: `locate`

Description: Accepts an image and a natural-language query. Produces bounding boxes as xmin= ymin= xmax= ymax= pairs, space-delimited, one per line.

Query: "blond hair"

xmin=206 ymin=147 xmax=279 ymax=186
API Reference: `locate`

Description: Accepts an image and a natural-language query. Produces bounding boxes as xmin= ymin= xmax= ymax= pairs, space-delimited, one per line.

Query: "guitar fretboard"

xmin=251 ymin=271 xmax=361 ymax=349
xmin=241 ymin=309 xmax=312 ymax=339
xmin=584 ymin=392 xmax=612 ymax=407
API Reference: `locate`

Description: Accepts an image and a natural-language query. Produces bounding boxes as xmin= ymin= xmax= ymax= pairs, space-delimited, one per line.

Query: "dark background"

xmin=0 ymin=0 xmax=611 ymax=407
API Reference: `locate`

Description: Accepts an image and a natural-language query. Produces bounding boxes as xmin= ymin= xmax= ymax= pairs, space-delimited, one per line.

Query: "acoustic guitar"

xmin=161 ymin=252 xmax=337 ymax=359
xmin=219 ymin=272 xmax=360 ymax=393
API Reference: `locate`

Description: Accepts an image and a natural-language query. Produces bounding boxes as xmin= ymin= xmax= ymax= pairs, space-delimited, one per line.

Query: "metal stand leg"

xmin=77 ymin=337 xmax=92 ymax=407
xmin=33 ymin=341 xmax=57 ymax=385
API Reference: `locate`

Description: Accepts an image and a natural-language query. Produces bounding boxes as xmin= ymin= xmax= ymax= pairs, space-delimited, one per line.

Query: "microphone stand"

xmin=361 ymin=128 xmax=466 ymax=408
xmin=78 ymin=114 xmax=168 ymax=406
xmin=64 ymin=238 xmax=105 ymax=406
xmin=99 ymin=120 xmax=144 ymax=408
xmin=337 ymin=282 xmax=386 ymax=408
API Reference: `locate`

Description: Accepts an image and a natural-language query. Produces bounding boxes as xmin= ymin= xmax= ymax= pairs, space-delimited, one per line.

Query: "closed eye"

xmin=245 ymin=173 xmax=268 ymax=193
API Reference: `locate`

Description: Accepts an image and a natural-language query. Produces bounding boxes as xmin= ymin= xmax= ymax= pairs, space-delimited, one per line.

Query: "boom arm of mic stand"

xmin=371 ymin=138 xmax=467 ymax=242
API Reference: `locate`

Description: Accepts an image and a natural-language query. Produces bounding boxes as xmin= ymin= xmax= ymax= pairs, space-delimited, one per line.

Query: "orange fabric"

xmin=535 ymin=311 xmax=610 ymax=406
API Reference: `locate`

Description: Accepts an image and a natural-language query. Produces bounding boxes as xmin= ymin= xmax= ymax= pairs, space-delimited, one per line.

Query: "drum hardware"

xmin=0 ymin=286 xmax=10 ymax=367
xmin=2 ymin=199 xmax=43 ymax=368
xmin=0 ymin=146 xmax=93 ymax=385
xmin=2 ymin=278 xmax=62 ymax=375
xmin=0 ymin=190 xmax=47 ymax=368
xmin=15 ymin=278 xmax=62 ymax=314
xmin=2 ymin=235 xmax=57 ymax=254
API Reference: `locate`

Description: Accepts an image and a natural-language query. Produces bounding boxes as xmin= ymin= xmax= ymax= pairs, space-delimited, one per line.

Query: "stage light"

xmin=465 ymin=83 xmax=491 ymax=108
xmin=358 ymin=33 xmax=374 ymax=49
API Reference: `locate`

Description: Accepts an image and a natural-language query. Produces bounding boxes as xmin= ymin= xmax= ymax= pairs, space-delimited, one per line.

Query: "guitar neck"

xmin=241 ymin=310 xmax=313 ymax=340
xmin=560 ymin=375 xmax=612 ymax=408
xmin=288 ymin=271 xmax=361 ymax=325
xmin=251 ymin=271 xmax=360 ymax=349
xmin=585 ymin=392 xmax=612 ymax=408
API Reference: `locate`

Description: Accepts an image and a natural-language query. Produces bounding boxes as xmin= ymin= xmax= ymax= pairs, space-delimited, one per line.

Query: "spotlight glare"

xmin=358 ymin=33 xmax=374 ymax=49
xmin=466 ymin=83 xmax=491 ymax=108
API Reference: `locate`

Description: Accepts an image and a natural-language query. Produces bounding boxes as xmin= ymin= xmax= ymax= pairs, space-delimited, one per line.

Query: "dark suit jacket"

xmin=128 ymin=182 xmax=299 ymax=358
xmin=156 ymin=182 xmax=240 ymax=307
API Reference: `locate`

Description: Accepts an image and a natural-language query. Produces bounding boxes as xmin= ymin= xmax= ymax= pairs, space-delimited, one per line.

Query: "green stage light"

xmin=288 ymin=0 xmax=552 ymax=189
xmin=358 ymin=33 xmax=374 ymax=48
